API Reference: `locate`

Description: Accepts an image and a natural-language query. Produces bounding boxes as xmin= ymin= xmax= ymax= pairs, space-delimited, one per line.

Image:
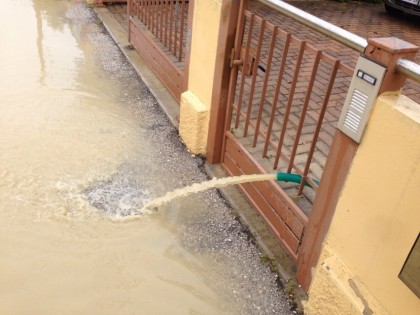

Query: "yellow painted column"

xmin=305 ymin=94 xmax=420 ymax=315
xmin=179 ymin=0 xmax=222 ymax=155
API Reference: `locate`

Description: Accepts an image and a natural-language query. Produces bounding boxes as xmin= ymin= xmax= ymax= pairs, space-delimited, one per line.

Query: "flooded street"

xmin=0 ymin=1 xmax=292 ymax=314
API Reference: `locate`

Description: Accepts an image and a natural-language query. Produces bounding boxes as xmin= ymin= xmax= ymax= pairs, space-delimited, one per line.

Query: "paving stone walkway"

xmin=253 ymin=0 xmax=420 ymax=101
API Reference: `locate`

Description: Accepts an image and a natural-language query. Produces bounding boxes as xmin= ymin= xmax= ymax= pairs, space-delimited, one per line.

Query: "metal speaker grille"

xmin=343 ymin=89 xmax=368 ymax=134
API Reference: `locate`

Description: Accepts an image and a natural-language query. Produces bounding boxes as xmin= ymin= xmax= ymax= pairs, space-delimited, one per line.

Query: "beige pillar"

xmin=179 ymin=0 xmax=223 ymax=155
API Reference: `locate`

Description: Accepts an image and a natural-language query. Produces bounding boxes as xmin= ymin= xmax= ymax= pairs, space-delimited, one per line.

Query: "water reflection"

xmin=33 ymin=0 xmax=46 ymax=85
xmin=0 ymin=1 xmax=290 ymax=314
xmin=33 ymin=0 xmax=68 ymax=32
xmin=34 ymin=0 xmax=84 ymax=90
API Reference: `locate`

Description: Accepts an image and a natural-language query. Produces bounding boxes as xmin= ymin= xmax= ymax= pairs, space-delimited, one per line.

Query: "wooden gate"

xmin=128 ymin=0 xmax=192 ymax=101
xmin=221 ymin=2 xmax=354 ymax=262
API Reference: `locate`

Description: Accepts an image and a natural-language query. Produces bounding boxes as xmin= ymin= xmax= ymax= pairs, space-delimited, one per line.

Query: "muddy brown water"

xmin=0 ymin=1 xmax=292 ymax=314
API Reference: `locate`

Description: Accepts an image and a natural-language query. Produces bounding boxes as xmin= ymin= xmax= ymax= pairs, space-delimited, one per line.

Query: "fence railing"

xmin=129 ymin=0 xmax=189 ymax=62
xmin=397 ymin=58 xmax=420 ymax=83
xmin=229 ymin=9 xmax=354 ymax=194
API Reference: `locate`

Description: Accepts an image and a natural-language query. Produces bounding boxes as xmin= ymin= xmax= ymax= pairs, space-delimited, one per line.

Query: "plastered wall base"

xmin=179 ymin=91 xmax=209 ymax=155
xmin=304 ymin=246 xmax=388 ymax=315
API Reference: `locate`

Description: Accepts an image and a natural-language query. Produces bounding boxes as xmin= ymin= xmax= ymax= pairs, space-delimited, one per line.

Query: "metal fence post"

xmin=365 ymin=37 xmax=419 ymax=94
xmin=206 ymin=0 xmax=246 ymax=163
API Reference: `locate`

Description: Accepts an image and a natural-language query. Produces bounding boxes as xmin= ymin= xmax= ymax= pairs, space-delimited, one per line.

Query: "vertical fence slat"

xmin=253 ymin=26 xmax=278 ymax=147
xmin=144 ymin=0 xmax=148 ymax=27
xmin=174 ymin=1 xmax=179 ymax=57
xmin=273 ymin=41 xmax=306 ymax=170
xmin=263 ymin=32 xmax=291 ymax=158
xmin=151 ymin=0 xmax=154 ymax=27
xmin=169 ymin=0 xmax=174 ymax=53
xmin=179 ymin=0 xmax=186 ymax=61
xmin=235 ymin=14 xmax=256 ymax=128
xmin=140 ymin=0 xmax=144 ymax=22
xmin=149 ymin=1 xmax=153 ymax=32
xmin=297 ymin=59 xmax=340 ymax=195
xmin=147 ymin=0 xmax=152 ymax=30
xmin=154 ymin=0 xmax=157 ymax=35
xmin=287 ymin=50 xmax=322 ymax=174
xmin=243 ymin=19 xmax=266 ymax=137
xmin=128 ymin=0 xmax=133 ymax=17
xmin=164 ymin=0 xmax=169 ymax=47
xmin=159 ymin=0 xmax=164 ymax=41
xmin=150 ymin=0 xmax=154 ymax=30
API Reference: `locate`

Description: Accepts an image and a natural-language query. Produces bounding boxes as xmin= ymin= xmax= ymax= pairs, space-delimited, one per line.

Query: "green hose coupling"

xmin=276 ymin=172 xmax=320 ymax=187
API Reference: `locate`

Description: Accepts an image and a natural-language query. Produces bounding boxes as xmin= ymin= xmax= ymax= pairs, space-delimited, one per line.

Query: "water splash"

xmin=138 ymin=173 xmax=277 ymax=214
xmin=85 ymin=175 xmax=151 ymax=218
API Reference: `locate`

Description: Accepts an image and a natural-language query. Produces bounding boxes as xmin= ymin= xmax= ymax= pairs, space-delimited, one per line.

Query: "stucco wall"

xmin=179 ymin=91 xmax=209 ymax=155
xmin=179 ymin=0 xmax=222 ymax=154
xmin=188 ymin=0 xmax=222 ymax=109
xmin=305 ymin=94 xmax=420 ymax=315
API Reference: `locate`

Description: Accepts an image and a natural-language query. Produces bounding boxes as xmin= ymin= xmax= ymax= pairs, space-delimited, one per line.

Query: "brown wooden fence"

xmin=128 ymin=0 xmax=190 ymax=100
